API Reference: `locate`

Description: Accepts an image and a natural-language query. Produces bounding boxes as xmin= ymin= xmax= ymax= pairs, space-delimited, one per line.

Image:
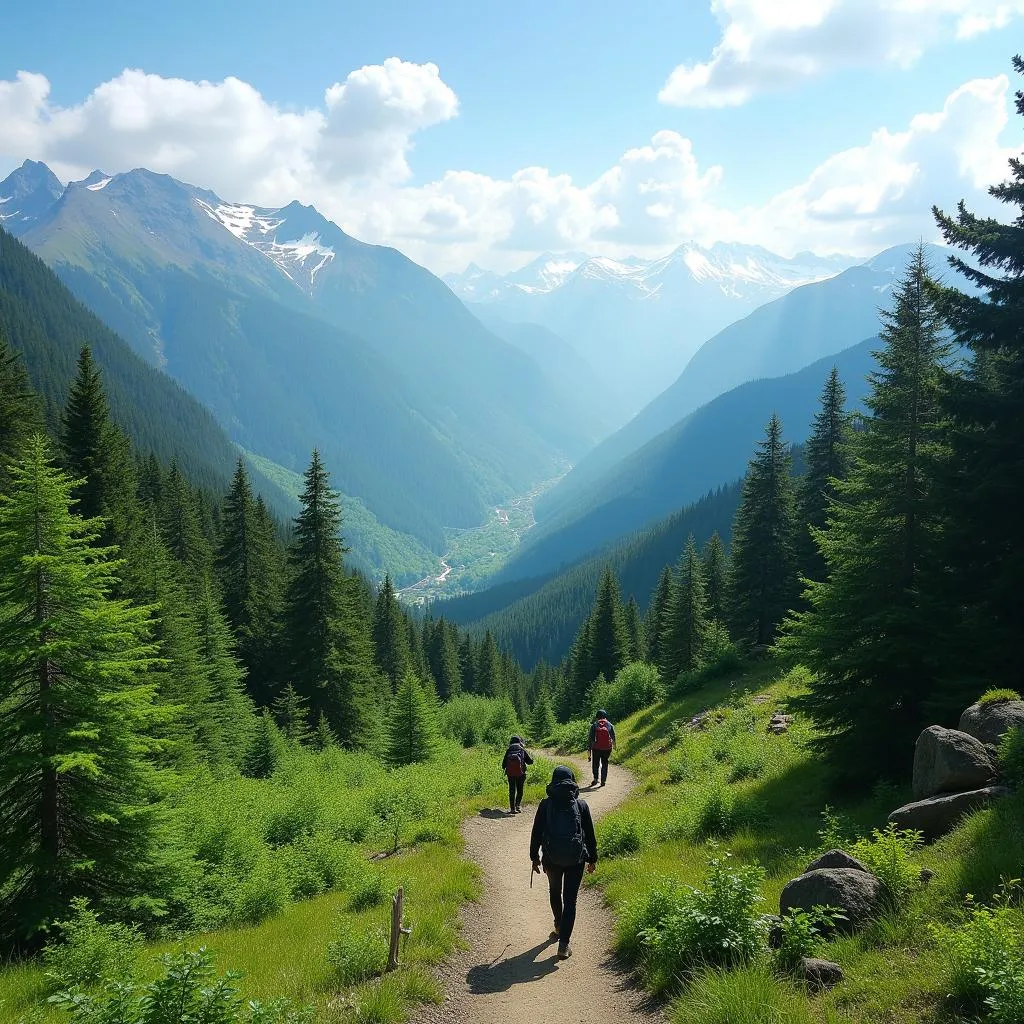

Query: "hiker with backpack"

xmin=501 ymin=735 xmax=534 ymax=814
xmin=530 ymin=765 xmax=598 ymax=960
xmin=587 ymin=710 xmax=616 ymax=787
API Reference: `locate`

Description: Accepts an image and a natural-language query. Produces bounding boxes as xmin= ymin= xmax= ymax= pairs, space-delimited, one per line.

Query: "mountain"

xmin=445 ymin=243 xmax=857 ymax=422
xmin=0 ymin=160 xmax=65 ymax=236
xmin=500 ymin=339 xmax=877 ymax=584
xmin=0 ymin=225 xmax=290 ymax=511
xmin=437 ymin=481 xmax=743 ymax=669
xmin=10 ymin=163 xmax=600 ymax=551
xmin=544 ymin=242 xmax=939 ymax=510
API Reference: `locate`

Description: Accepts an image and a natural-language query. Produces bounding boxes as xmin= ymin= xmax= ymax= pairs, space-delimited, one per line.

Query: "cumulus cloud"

xmin=0 ymin=63 xmax=1017 ymax=273
xmin=660 ymin=0 xmax=1024 ymax=107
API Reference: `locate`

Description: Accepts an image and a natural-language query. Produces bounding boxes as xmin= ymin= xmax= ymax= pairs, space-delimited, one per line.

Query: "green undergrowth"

xmin=592 ymin=660 xmax=1024 ymax=1024
xmin=0 ymin=740 xmax=555 ymax=1024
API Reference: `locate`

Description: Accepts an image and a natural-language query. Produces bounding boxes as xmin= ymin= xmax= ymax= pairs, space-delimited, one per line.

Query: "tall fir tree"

xmin=702 ymin=532 xmax=729 ymax=624
xmin=644 ymin=565 xmax=674 ymax=666
xmin=781 ymin=247 xmax=951 ymax=780
xmin=0 ymin=329 xmax=44 ymax=492
xmin=385 ymin=672 xmax=440 ymax=766
xmin=0 ymin=437 xmax=162 ymax=949
xmin=624 ymin=596 xmax=645 ymax=663
xmin=588 ymin=567 xmax=630 ymax=684
xmin=372 ymin=575 xmax=411 ymax=690
xmin=426 ymin=618 xmax=463 ymax=700
xmin=529 ymin=685 xmax=557 ymax=742
xmin=476 ymin=630 xmax=504 ymax=697
xmin=273 ymin=683 xmax=313 ymax=745
xmin=728 ymin=414 xmax=798 ymax=648
xmin=161 ymin=464 xmax=211 ymax=578
xmin=459 ymin=634 xmax=478 ymax=694
xmin=796 ymin=369 xmax=851 ymax=587
xmin=281 ymin=450 xmax=377 ymax=745
xmin=932 ymin=55 xmax=1024 ymax=696
xmin=244 ymin=710 xmax=285 ymax=779
xmin=661 ymin=534 xmax=708 ymax=682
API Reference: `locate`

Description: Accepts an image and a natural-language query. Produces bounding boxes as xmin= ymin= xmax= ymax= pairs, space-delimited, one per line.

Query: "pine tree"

xmin=0 ymin=329 xmax=44 ymax=492
xmin=426 ymin=618 xmax=463 ymax=700
xmin=781 ymin=247 xmax=951 ymax=780
xmin=385 ymin=672 xmax=440 ymax=766
xmin=728 ymin=414 xmax=798 ymax=648
xmin=644 ymin=566 xmax=673 ymax=666
xmin=661 ymin=534 xmax=708 ymax=682
xmin=244 ymin=710 xmax=285 ymax=779
xmin=373 ymin=575 xmax=411 ymax=690
xmin=459 ymin=634 xmax=478 ymax=694
xmin=931 ymin=56 xmax=1024 ymax=695
xmin=796 ymin=368 xmax=851 ymax=586
xmin=273 ymin=683 xmax=313 ymax=745
xmin=282 ymin=451 xmax=377 ymax=745
xmin=624 ymin=596 xmax=645 ymax=663
xmin=588 ymin=567 xmax=630 ymax=683
xmin=476 ymin=630 xmax=504 ymax=697
xmin=161 ymin=464 xmax=211 ymax=577
xmin=314 ymin=712 xmax=337 ymax=751
xmin=702 ymin=532 xmax=729 ymax=623
xmin=529 ymin=687 xmax=557 ymax=743
xmin=0 ymin=437 xmax=162 ymax=948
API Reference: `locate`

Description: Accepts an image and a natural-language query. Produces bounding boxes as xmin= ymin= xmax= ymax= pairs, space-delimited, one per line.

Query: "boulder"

xmin=888 ymin=786 xmax=1011 ymax=842
xmin=919 ymin=868 xmax=935 ymax=885
xmin=798 ymin=957 xmax=844 ymax=992
xmin=959 ymin=700 xmax=1024 ymax=747
xmin=780 ymin=868 xmax=884 ymax=932
xmin=912 ymin=725 xmax=995 ymax=799
xmin=805 ymin=849 xmax=870 ymax=874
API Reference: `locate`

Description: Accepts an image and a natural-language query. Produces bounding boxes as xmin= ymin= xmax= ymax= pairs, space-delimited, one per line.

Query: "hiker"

xmin=501 ymin=735 xmax=534 ymax=814
xmin=587 ymin=710 xmax=616 ymax=787
xmin=530 ymin=765 xmax=598 ymax=960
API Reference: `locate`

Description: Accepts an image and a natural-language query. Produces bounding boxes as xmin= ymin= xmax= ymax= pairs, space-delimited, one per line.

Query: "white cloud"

xmin=660 ymin=0 xmax=1024 ymax=107
xmin=0 ymin=63 xmax=1017 ymax=274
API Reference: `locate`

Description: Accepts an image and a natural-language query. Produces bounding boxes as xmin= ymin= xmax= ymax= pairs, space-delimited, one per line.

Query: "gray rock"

xmin=805 ymin=849 xmax=870 ymax=874
xmin=919 ymin=868 xmax=935 ymax=884
xmin=798 ymin=957 xmax=844 ymax=992
xmin=912 ymin=725 xmax=995 ymax=799
xmin=889 ymin=786 xmax=1011 ymax=842
xmin=760 ymin=914 xmax=784 ymax=949
xmin=780 ymin=868 xmax=884 ymax=932
xmin=960 ymin=700 xmax=1024 ymax=747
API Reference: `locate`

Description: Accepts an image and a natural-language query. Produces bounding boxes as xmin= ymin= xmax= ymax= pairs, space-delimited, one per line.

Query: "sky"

xmin=1 ymin=0 xmax=1021 ymax=274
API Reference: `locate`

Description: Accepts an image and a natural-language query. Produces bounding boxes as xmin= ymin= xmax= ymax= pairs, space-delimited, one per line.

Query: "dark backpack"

xmin=504 ymin=748 xmax=525 ymax=778
xmin=594 ymin=719 xmax=613 ymax=751
xmin=542 ymin=799 xmax=586 ymax=866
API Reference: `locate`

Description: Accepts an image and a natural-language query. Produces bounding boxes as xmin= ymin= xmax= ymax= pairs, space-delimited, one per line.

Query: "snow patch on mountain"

xmin=86 ymin=178 xmax=112 ymax=191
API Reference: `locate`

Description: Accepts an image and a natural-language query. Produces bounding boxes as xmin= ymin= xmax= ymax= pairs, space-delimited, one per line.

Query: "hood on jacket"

xmin=509 ymin=735 xmax=523 ymax=746
xmin=596 ymin=711 xmax=608 ymax=721
xmin=546 ymin=765 xmax=579 ymax=803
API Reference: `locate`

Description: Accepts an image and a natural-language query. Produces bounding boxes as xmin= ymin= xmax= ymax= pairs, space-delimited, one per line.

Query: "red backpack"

xmin=594 ymin=719 xmax=613 ymax=751
xmin=504 ymin=748 xmax=525 ymax=777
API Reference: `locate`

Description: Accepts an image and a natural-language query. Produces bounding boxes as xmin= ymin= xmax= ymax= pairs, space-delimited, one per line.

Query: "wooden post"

xmin=387 ymin=887 xmax=406 ymax=971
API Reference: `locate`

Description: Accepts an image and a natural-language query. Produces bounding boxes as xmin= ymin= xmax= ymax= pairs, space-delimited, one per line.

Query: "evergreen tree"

xmin=459 ymin=634 xmax=478 ymax=694
xmin=426 ymin=618 xmax=462 ymax=700
xmin=702 ymin=532 xmax=729 ymax=623
xmin=644 ymin=565 xmax=673 ymax=666
xmin=624 ymin=596 xmax=645 ymax=663
xmin=0 ymin=437 xmax=162 ymax=948
xmin=529 ymin=686 xmax=557 ymax=742
xmin=244 ymin=710 xmax=285 ymax=779
xmin=782 ymin=247 xmax=951 ymax=780
xmin=476 ymin=630 xmax=504 ymax=697
xmin=588 ymin=567 xmax=630 ymax=684
xmin=161 ymin=464 xmax=210 ymax=577
xmin=796 ymin=368 xmax=851 ymax=586
xmin=661 ymin=534 xmax=708 ymax=681
xmin=314 ymin=712 xmax=337 ymax=751
xmin=373 ymin=575 xmax=411 ymax=690
xmin=0 ymin=329 xmax=44 ymax=491
xmin=728 ymin=414 xmax=798 ymax=647
xmin=273 ymin=683 xmax=313 ymax=745
xmin=385 ymin=672 xmax=440 ymax=766
xmin=282 ymin=451 xmax=377 ymax=745
xmin=932 ymin=56 xmax=1024 ymax=696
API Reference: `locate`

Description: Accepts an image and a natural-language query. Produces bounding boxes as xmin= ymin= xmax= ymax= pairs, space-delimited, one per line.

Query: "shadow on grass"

xmin=466 ymin=938 xmax=560 ymax=992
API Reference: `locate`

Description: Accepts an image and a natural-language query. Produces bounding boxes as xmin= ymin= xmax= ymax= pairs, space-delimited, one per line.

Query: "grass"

xmin=591 ymin=659 xmax=1024 ymax=1024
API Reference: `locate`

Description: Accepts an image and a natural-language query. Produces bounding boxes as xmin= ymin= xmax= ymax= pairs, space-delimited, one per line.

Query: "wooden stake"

xmin=387 ymin=887 xmax=411 ymax=971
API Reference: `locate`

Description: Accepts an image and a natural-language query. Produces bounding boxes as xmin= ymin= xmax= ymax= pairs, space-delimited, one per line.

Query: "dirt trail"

xmin=417 ymin=756 xmax=663 ymax=1024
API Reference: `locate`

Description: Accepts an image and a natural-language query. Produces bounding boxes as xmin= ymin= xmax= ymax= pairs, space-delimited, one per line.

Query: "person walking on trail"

xmin=501 ymin=735 xmax=534 ymax=814
xmin=530 ymin=765 xmax=598 ymax=961
xmin=587 ymin=710 xmax=616 ymax=787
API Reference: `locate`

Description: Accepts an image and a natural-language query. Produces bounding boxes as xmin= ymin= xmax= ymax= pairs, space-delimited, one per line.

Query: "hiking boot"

xmin=600 ymin=780 xmax=607 ymax=787
xmin=557 ymin=943 xmax=572 ymax=959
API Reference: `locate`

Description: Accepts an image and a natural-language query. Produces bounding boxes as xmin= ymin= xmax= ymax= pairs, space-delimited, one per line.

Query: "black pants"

xmin=507 ymin=775 xmax=524 ymax=811
xmin=546 ymin=862 xmax=586 ymax=945
xmin=591 ymin=749 xmax=611 ymax=783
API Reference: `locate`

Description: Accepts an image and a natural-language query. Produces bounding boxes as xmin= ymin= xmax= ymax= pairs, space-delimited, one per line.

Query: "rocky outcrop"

xmin=805 ymin=849 xmax=870 ymax=873
xmin=780 ymin=868 xmax=884 ymax=932
xmin=798 ymin=957 xmax=844 ymax=992
xmin=912 ymin=725 xmax=995 ymax=799
xmin=888 ymin=786 xmax=1011 ymax=842
xmin=959 ymin=700 xmax=1024 ymax=747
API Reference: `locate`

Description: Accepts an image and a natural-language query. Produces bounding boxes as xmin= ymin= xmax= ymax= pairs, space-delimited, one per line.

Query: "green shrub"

xmin=674 ymin=633 xmax=741 ymax=695
xmin=438 ymin=695 xmax=524 ymax=749
xmin=599 ymin=816 xmax=649 ymax=857
xmin=349 ymin=871 xmax=390 ymax=912
xmin=851 ymin=824 xmax=923 ymax=909
xmin=42 ymin=900 xmax=142 ymax=993
xmin=233 ymin=858 xmax=290 ymax=924
xmin=547 ymin=718 xmax=592 ymax=755
xmin=634 ymin=853 xmax=767 ymax=992
xmin=48 ymin=948 xmax=311 ymax=1024
xmin=773 ymin=906 xmax=846 ymax=972
xmin=327 ymin=920 xmax=389 ymax=985
xmin=999 ymin=727 xmax=1024 ymax=788
xmin=588 ymin=662 xmax=664 ymax=722
xmin=674 ymin=964 xmax=816 ymax=1024
xmin=694 ymin=786 xmax=739 ymax=840
xmin=815 ymin=806 xmax=855 ymax=853
xmin=979 ymin=688 xmax=1022 ymax=706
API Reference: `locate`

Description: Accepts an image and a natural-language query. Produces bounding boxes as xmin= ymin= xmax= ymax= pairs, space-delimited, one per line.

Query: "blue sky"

xmin=1 ymin=1 xmax=1021 ymax=271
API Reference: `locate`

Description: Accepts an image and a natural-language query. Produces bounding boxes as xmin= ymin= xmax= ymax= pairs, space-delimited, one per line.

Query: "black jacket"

xmin=588 ymin=719 xmax=616 ymax=750
xmin=500 ymin=742 xmax=534 ymax=774
xmin=529 ymin=769 xmax=598 ymax=865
